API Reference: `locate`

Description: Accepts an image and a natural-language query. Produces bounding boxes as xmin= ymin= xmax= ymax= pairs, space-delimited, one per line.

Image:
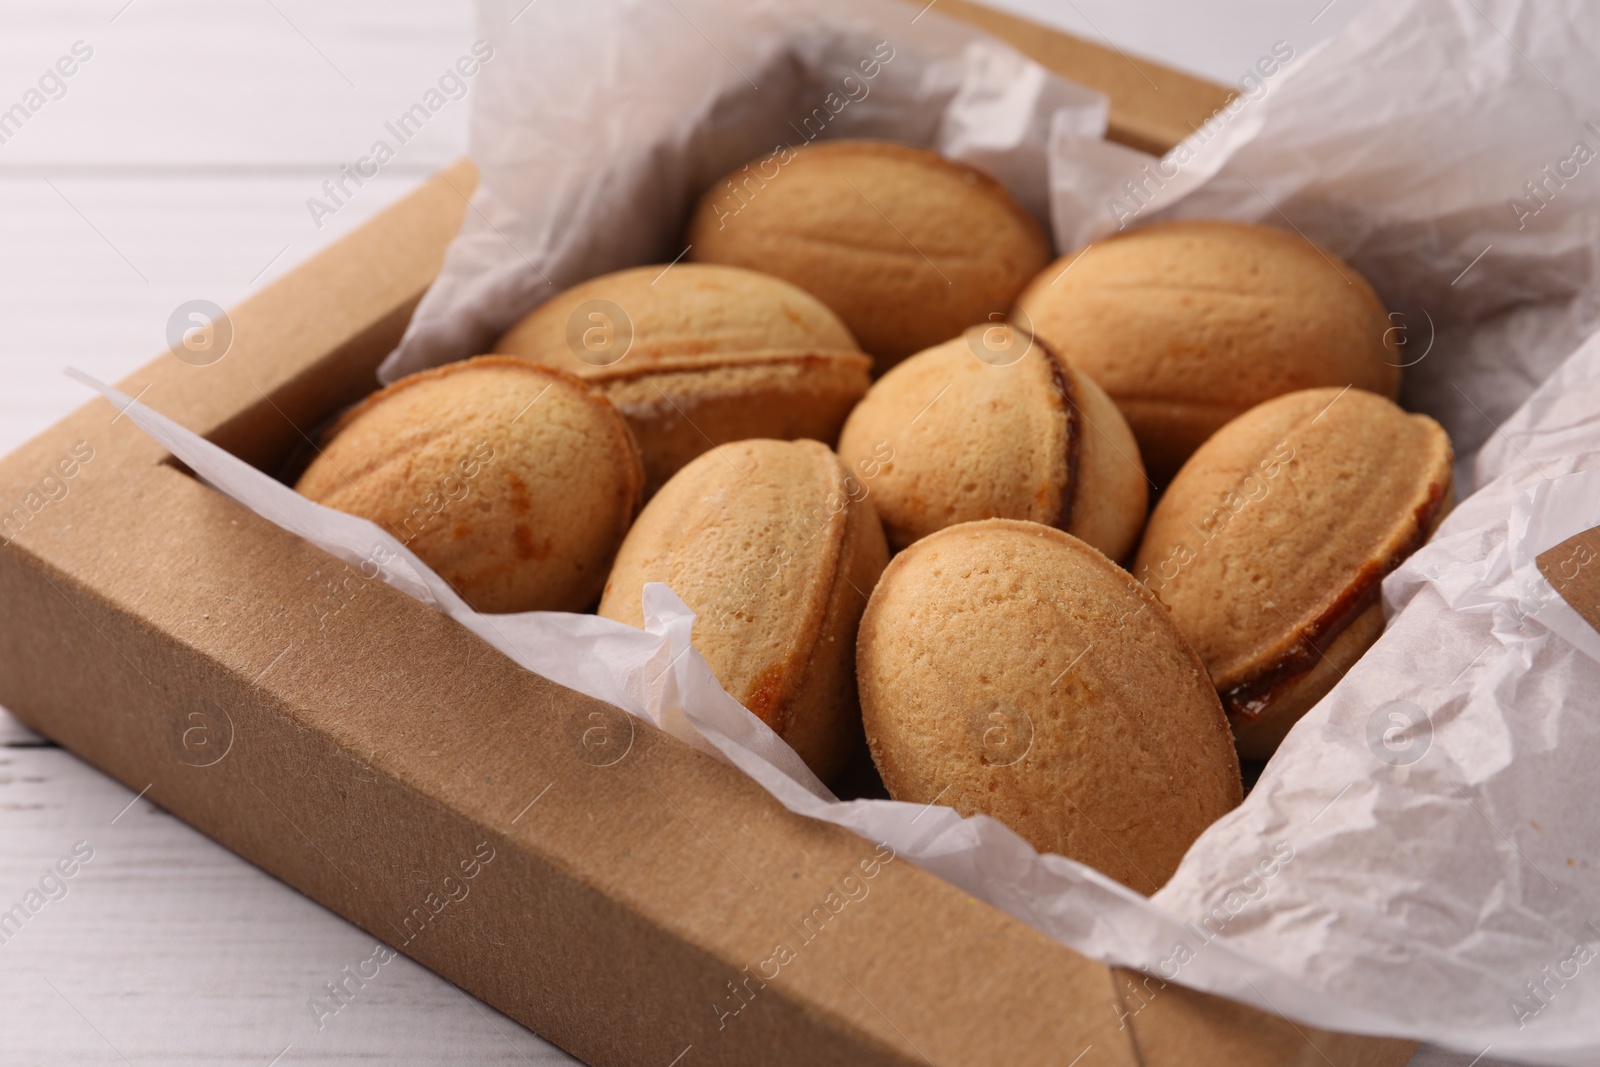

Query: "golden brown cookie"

xmin=857 ymin=519 xmax=1241 ymax=892
xmin=599 ymin=439 xmax=889 ymax=781
xmin=836 ymin=326 xmax=1147 ymax=559
xmin=296 ymin=357 xmax=643 ymax=613
xmin=1015 ymin=220 xmax=1402 ymax=480
xmin=687 ymin=140 xmax=1053 ymax=373
xmin=494 ymin=263 xmax=870 ymax=495
xmin=1132 ymin=387 xmax=1453 ymax=759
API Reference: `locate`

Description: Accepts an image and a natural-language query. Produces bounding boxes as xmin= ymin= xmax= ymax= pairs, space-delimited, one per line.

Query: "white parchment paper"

xmin=81 ymin=0 xmax=1600 ymax=1060
xmin=378 ymin=0 xmax=1106 ymax=381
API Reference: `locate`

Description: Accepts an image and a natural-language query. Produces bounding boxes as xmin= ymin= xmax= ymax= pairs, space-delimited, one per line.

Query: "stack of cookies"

xmin=297 ymin=139 xmax=1453 ymax=892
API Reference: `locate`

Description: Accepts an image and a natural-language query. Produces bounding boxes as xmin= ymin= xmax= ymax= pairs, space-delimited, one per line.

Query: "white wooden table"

xmin=0 ymin=1 xmax=1509 ymax=1063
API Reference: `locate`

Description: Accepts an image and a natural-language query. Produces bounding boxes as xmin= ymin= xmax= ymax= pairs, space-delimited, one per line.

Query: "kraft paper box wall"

xmin=0 ymin=3 xmax=1420 ymax=1065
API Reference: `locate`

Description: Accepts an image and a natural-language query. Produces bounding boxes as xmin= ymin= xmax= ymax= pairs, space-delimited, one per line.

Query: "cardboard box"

xmin=0 ymin=4 xmax=1418 ymax=1064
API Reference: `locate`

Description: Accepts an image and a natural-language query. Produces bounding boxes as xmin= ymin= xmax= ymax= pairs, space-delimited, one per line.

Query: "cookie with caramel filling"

xmin=836 ymin=326 xmax=1147 ymax=559
xmin=1132 ymin=387 xmax=1452 ymax=758
xmin=599 ymin=438 xmax=889 ymax=782
xmin=495 ymin=263 xmax=870 ymax=496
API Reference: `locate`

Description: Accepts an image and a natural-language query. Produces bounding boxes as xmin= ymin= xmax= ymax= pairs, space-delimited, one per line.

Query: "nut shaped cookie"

xmin=495 ymin=263 xmax=870 ymax=496
xmin=1133 ymin=387 xmax=1453 ymax=758
xmin=837 ymin=327 xmax=1147 ymax=559
xmin=599 ymin=439 xmax=889 ymax=782
xmin=857 ymin=519 xmax=1241 ymax=892
xmin=296 ymin=357 xmax=643 ymax=613
xmin=1016 ymin=220 xmax=1401 ymax=480
xmin=689 ymin=140 xmax=1052 ymax=373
